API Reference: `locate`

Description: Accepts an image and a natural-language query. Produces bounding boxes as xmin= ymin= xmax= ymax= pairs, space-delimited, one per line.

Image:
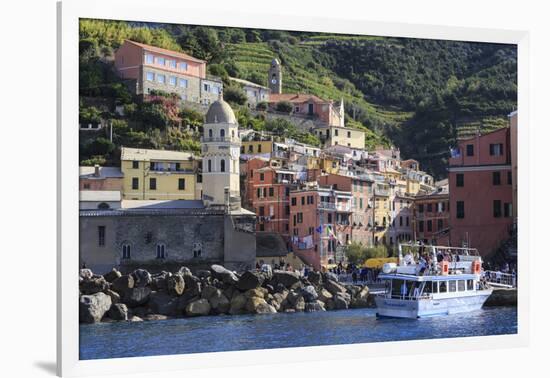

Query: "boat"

xmin=375 ymin=243 xmax=493 ymax=319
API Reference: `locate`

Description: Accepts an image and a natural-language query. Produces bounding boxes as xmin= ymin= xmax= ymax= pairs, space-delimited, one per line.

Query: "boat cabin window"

xmin=458 ymin=280 xmax=466 ymax=292
xmin=439 ymin=281 xmax=447 ymax=293
xmin=423 ymin=281 xmax=432 ymax=294
xmin=432 ymin=281 xmax=439 ymax=293
xmin=467 ymin=279 xmax=474 ymax=291
xmin=449 ymin=280 xmax=457 ymax=292
xmin=391 ymin=280 xmax=404 ymax=297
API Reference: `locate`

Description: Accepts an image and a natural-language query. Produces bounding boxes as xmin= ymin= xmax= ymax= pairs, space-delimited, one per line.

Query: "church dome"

xmin=205 ymin=99 xmax=237 ymax=125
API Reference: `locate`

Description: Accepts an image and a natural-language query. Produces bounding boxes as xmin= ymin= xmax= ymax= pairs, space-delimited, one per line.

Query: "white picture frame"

xmin=57 ymin=0 xmax=530 ymax=376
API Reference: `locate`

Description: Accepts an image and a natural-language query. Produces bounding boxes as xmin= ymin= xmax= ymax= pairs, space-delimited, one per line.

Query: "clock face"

xmin=271 ymin=79 xmax=277 ymax=84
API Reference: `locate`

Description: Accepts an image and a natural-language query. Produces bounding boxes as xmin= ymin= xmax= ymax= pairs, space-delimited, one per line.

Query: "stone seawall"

xmin=79 ymin=265 xmax=373 ymax=324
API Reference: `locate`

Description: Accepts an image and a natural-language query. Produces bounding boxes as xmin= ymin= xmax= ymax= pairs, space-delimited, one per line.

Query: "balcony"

xmin=317 ymin=202 xmax=354 ymax=212
xmin=201 ymin=136 xmax=240 ymax=143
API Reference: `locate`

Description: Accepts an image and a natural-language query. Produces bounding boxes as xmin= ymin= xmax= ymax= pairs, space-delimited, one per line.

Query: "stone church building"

xmin=79 ymin=99 xmax=257 ymax=274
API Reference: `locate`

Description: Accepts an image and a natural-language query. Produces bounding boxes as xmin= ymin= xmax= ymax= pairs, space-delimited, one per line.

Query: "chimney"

xmin=94 ymin=164 xmax=100 ymax=177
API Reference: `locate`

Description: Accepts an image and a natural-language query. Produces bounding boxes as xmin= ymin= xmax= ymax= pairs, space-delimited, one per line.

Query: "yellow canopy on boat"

xmin=364 ymin=257 xmax=398 ymax=269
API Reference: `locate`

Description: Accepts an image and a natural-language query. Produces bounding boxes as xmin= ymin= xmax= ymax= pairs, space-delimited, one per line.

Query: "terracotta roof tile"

xmin=124 ymin=40 xmax=205 ymax=64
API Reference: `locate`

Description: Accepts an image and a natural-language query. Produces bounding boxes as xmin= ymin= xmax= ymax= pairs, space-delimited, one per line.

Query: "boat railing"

xmin=484 ymin=271 xmax=516 ymax=288
xmin=382 ymin=294 xmax=432 ymax=301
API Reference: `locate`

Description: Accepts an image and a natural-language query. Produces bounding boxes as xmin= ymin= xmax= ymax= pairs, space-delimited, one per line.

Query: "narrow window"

xmin=493 ymin=200 xmax=502 ymax=218
xmin=301 ymin=197 xmax=305 ymax=206
xmin=427 ymin=220 xmax=432 ymax=232
xmin=156 ymin=244 xmax=166 ymax=259
xmin=437 ymin=219 xmax=443 ymax=230
xmin=418 ymin=221 xmax=424 ymax=232
xmin=132 ymin=161 xmax=139 ymax=169
xmin=466 ymin=144 xmax=474 ymax=156
xmin=178 ymin=178 xmax=185 ymax=190
xmin=208 ymin=129 xmax=213 ymax=138
xmin=418 ymin=204 xmax=424 ymax=213
xmin=504 ymin=203 xmax=512 ymax=217
xmin=98 ymin=226 xmax=105 ymax=246
xmin=145 ymin=54 xmax=154 ymax=64
xmin=269 ymin=187 xmax=274 ymax=197
xmin=220 ymin=129 xmax=225 ymax=138
xmin=149 ymin=178 xmax=157 ymax=190
xmin=259 ymin=206 xmax=265 ymax=216
xmin=208 ymin=159 xmax=212 ymax=172
xmin=257 ymin=188 xmax=261 ymax=198
xmin=456 ymin=201 xmax=465 ymax=219
xmin=132 ymin=177 xmax=139 ymax=190
xmin=493 ymin=171 xmax=501 ymax=185
xmin=507 ymin=171 xmax=513 ymax=185
xmin=291 ymin=197 xmax=296 ymax=206
xmin=220 ymin=159 xmax=226 ymax=172
xmin=122 ymin=244 xmax=131 ymax=259
xmin=260 ymin=173 xmax=264 ymax=181
xmin=258 ymin=144 xmax=262 ymax=153
xmin=456 ymin=173 xmax=464 ymax=187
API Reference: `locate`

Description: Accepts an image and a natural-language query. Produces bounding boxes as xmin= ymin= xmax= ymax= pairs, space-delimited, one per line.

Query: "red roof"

xmin=124 ymin=40 xmax=206 ymax=64
xmin=268 ymin=93 xmax=330 ymax=104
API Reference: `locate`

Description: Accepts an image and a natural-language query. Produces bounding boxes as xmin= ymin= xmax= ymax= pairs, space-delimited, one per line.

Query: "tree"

xmin=345 ymin=242 xmax=367 ymax=265
xmin=275 ymin=101 xmax=293 ymax=114
xmin=223 ymin=86 xmax=247 ymax=106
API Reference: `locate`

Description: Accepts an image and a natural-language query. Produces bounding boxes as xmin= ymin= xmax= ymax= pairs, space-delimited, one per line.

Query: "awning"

xmin=364 ymin=257 xmax=398 ymax=269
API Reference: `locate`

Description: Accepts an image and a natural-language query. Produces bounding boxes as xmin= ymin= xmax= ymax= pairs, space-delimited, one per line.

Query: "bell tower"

xmin=201 ymin=99 xmax=241 ymax=206
xmin=268 ymin=58 xmax=282 ymax=94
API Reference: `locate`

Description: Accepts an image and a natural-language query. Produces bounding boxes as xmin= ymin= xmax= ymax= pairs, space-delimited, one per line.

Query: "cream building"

xmin=201 ymin=99 xmax=242 ymax=206
xmin=314 ymin=125 xmax=366 ymax=149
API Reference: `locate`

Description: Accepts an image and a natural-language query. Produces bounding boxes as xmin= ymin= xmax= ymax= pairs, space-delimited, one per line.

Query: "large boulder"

xmin=324 ymin=279 xmax=347 ymax=296
xmin=209 ymin=291 xmax=230 ymax=314
xmin=229 ymin=293 xmax=248 ymax=315
xmin=107 ymin=303 xmax=128 ymax=321
xmin=178 ymin=266 xmax=193 ymax=276
xmin=112 ymin=275 xmax=134 ymax=293
xmin=105 ymin=289 xmax=121 ymax=304
xmin=201 ymin=285 xmax=220 ymax=301
xmin=79 ymin=292 xmax=112 ymax=323
xmin=149 ymin=291 xmax=179 ymax=316
xmin=79 ymin=269 xmax=93 ymax=281
xmin=350 ymin=286 xmax=370 ymax=308
xmin=317 ymin=288 xmax=333 ymax=303
xmin=185 ymin=299 xmax=211 ymax=316
xmin=294 ymin=296 xmax=306 ymax=312
xmin=80 ymin=276 xmax=109 ymax=295
xmin=166 ymin=273 xmax=185 ymax=296
xmin=245 ymin=288 xmax=267 ymax=299
xmin=323 ymin=272 xmax=339 ymax=282
xmin=273 ymin=290 xmax=288 ymax=305
xmin=236 ymin=271 xmax=265 ymax=291
xmin=301 ymin=285 xmax=318 ymax=303
xmin=305 ymin=300 xmax=326 ymax=312
xmin=131 ymin=269 xmax=152 ymax=287
xmin=103 ymin=268 xmax=122 ymax=283
xmin=122 ymin=287 xmax=152 ymax=307
xmin=150 ymin=271 xmax=170 ymax=292
xmin=183 ymin=275 xmax=202 ymax=297
xmin=210 ymin=265 xmax=239 ymax=285
xmin=246 ymin=297 xmax=277 ymax=314
xmin=307 ymin=271 xmax=322 ymax=286
xmin=333 ymin=293 xmax=349 ymax=310
xmin=272 ymin=270 xmax=301 ymax=288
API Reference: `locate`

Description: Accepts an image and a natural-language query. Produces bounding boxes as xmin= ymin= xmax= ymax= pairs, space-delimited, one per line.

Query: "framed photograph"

xmin=58 ymin=0 xmax=529 ymax=376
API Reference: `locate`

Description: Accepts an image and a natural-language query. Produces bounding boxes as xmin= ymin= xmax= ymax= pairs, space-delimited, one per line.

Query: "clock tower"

xmin=201 ymin=99 xmax=241 ymax=206
xmin=268 ymin=58 xmax=282 ymax=94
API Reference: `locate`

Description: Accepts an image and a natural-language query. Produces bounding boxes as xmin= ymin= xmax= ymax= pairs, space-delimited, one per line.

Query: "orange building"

xmin=448 ymin=127 xmax=514 ymax=256
xmin=413 ymin=192 xmax=450 ymax=245
xmin=268 ymin=94 xmax=344 ymax=126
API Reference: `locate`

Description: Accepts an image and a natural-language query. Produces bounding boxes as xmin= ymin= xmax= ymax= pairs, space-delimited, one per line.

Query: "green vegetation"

xmin=78 ymin=20 xmax=517 ymax=178
xmin=345 ymin=242 xmax=389 ymax=265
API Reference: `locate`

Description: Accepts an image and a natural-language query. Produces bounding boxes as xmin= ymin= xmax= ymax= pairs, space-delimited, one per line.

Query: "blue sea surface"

xmin=79 ymin=306 xmax=517 ymax=360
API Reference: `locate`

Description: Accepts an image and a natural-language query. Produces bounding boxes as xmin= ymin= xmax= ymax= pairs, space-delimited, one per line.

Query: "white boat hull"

xmin=375 ymin=289 xmax=493 ymax=319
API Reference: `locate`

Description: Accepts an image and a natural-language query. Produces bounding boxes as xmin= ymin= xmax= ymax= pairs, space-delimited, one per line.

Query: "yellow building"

xmin=306 ymin=155 xmax=340 ymax=174
xmin=121 ymin=147 xmax=200 ymax=200
xmin=240 ymin=140 xmax=273 ymax=155
xmin=314 ymin=125 xmax=365 ymax=149
xmin=373 ymin=182 xmax=391 ymax=245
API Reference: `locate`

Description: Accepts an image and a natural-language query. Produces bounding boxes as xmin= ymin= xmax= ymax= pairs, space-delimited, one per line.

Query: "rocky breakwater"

xmin=79 ymin=265 xmax=372 ymax=324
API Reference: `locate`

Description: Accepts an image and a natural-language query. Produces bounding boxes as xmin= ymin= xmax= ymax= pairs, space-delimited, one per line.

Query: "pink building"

xmin=289 ymin=185 xmax=353 ymax=270
xmin=114 ymin=40 xmax=221 ymax=103
xmin=448 ymin=127 xmax=514 ymax=256
xmin=79 ymin=166 xmax=123 ymax=192
xmin=268 ymin=94 xmax=343 ymax=126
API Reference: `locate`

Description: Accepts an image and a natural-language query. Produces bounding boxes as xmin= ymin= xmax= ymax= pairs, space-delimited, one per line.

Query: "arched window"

xmin=122 ymin=243 xmax=131 ymax=260
xmin=220 ymin=129 xmax=225 ymax=138
xmin=208 ymin=129 xmax=213 ymax=138
xmin=231 ymin=130 xmax=235 ymax=138
xmin=220 ymin=159 xmax=226 ymax=172
xmin=208 ymin=159 xmax=212 ymax=172
xmin=156 ymin=243 xmax=166 ymax=259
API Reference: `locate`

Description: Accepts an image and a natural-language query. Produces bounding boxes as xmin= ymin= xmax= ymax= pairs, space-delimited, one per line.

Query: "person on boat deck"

xmin=418 ymin=256 xmax=427 ymax=275
xmin=404 ymin=251 xmax=414 ymax=265
xmin=400 ymin=282 xmax=408 ymax=298
xmin=413 ymin=283 xmax=421 ymax=298
xmin=437 ymin=252 xmax=444 ymax=263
